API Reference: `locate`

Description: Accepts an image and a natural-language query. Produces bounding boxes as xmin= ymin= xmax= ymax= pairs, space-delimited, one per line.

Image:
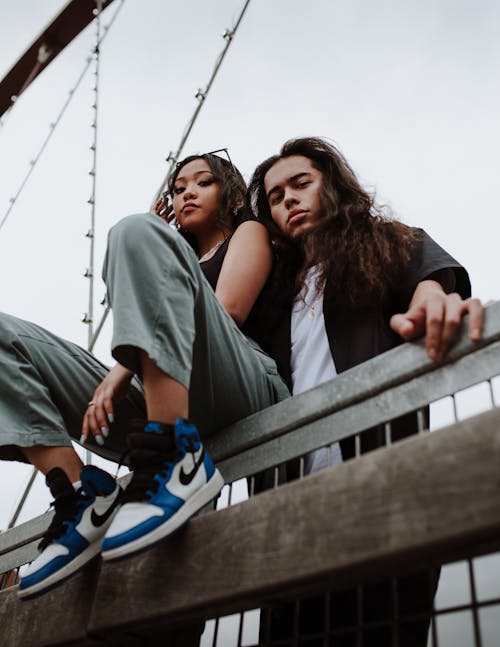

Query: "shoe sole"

xmin=102 ymin=469 xmax=224 ymax=562
xmin=17 ymin=541 xmax=102 ymax=600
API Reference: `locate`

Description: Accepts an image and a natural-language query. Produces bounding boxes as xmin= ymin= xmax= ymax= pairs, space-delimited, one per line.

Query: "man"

xmin=249 ymin=137 xmax=483 ymax=645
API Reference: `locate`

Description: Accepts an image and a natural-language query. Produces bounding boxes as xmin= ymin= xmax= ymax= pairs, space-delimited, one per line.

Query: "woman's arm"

xmin=215 ymin=220 xmax=273 ymax=328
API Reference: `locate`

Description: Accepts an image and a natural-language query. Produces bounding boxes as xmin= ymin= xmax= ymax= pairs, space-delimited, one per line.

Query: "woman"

xmin=0 ymin=150 xmax=288 ymax=598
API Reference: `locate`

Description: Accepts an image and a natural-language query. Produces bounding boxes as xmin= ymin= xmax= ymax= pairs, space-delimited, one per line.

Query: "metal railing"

xmin=1 ymin=301 xmax=499 ymax=647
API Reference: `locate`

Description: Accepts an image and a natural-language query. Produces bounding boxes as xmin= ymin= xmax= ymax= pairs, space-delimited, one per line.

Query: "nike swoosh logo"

xmin=91 ymin=489 xmax=121 ymax=527
xmin=179 ymin=448 xmax=205 ymax=486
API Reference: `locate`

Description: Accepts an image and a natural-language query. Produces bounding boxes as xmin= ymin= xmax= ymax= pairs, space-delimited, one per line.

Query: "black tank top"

xmin=199 ymin=236 xmax=232 ymax=291
xmin=199 ymin=232 xmax=262 ymax=340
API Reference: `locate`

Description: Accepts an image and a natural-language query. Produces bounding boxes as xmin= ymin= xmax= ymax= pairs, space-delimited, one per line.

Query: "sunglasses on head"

xmin=162 ymin=148 xmax=236 ymax=205
xmin=203 ymin=147 xmax=236 ymax=174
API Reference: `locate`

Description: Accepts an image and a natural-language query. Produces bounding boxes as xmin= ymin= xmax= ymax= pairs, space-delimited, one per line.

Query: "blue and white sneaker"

xmin=18 ymin=465 xmax=121 ymax=599
xmin=101 ymin=418 xmax=224 ymax=561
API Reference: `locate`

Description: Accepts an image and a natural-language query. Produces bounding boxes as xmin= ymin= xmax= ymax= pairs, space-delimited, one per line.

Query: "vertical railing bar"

xmin=211 ymin=617 xmax=219 ymax=647
xmin=273 ymin=465 xmax=279 ymax=489
xmin=248 ymin=475 xmax=255 ymax=498
xmin=323 ymin=591 xmax=331 ymax=646
xmin=451 ymin=393 xmax=459 ymax=423
xmin=468 ymin=558 xmax=483 ymax=647
xmin=391 ymin=576 xmax=399 ymax=647
xmin=227 ymin=482 xmax=234 ymax=507
xmin=299 ymin=455 xmax=305 ymax=479
xmin=356 ymin=585 xmax=363 ymax=647
xmin=384 ymin=421 xmax=392 ymax=447
xmin=354 ymin=434 xmax=361 ymax=459
xmin=292 ymin=599 xmax=300 ymax=647
xmin=417 ymin=408 xmax=426 ymax=433
xmin=430 ymin=568 xmax=439 ymax=647
xmin=263 ymin=607 xmax=272 ymax=646
xmin=236 ymin=611 xmax=244 ymax=647
xmin=487 ymin=378 xmax=496 ymax=408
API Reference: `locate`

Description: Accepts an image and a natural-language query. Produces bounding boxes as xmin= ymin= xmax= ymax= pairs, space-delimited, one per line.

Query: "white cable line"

xmin=151 ymin=0 xmax=252 ymax=206
xmin=6 ymin=467 xmax=38 ymax=530
xmin=5 ymin=0 xmax=126 ymax=529
xmin=83 ymin=0 xmax=103 ymax=348
xmin=0 ymin=0 xmax=125 ymax=237
xmin=8 ymin=0 xmax=250 ymax=526
xmin=89 ymin=0 xmax=252 ymax=352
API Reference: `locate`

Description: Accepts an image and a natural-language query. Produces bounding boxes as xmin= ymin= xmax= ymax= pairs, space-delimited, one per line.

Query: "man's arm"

xmin=390 ymin=280 xmax=483 ymax=362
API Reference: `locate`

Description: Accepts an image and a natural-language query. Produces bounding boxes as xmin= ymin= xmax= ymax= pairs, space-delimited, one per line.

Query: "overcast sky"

xmin=0 ymin=2 xmax=498 ymax=639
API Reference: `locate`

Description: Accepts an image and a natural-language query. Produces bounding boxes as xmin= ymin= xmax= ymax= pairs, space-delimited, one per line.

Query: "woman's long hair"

xmin=249 ymin=137 xmax=418 ymax=316
xmin=167 ymin=153 xmax=250 ymax=253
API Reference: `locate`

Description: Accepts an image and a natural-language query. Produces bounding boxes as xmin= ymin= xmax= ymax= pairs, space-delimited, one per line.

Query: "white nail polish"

xmin=107 ymin=413 xmax=114 ymax=424
xmin=96 ymin=435 xmax=104 ymax=446
xmin=101 ymin=426 xmax=109 ymax=438
xmin=79 ymin=435 xmax=85 ymax=444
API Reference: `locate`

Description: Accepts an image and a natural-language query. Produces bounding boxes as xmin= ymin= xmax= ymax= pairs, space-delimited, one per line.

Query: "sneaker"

xmin=101 ymin=418 xmax=224 ymax=561
xmin=18 ymin=465 xmax=121 ymax=599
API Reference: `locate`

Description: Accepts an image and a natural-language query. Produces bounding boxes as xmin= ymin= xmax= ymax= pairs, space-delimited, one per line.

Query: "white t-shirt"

xmin=291 ymin=266 xmax=343 ymax=473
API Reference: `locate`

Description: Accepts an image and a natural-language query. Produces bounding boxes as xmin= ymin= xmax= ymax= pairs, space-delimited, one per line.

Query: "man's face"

xmin=264 ymin=155 xmax=324 ymax=239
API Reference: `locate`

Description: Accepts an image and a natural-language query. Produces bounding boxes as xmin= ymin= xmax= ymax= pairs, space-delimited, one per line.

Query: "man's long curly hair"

xmin=249 ymin=137 xmax=418 ymax=317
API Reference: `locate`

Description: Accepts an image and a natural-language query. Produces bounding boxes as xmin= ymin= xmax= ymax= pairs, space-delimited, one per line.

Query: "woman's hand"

xmin=81 ymin=363 xmax=134 ymax=445
xmin=390 ymin=280 xmax=483 ymax=362
xmin=153 ymin=195 xmax=175 ymax=224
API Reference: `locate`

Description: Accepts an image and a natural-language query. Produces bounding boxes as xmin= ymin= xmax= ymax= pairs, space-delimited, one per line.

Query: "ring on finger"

xmin=87 ymin=400 xmax=96 ymax=407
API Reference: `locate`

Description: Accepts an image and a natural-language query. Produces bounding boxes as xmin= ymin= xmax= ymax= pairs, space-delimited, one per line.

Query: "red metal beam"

xmin=0 ymin=0 xmax=115 ymax=118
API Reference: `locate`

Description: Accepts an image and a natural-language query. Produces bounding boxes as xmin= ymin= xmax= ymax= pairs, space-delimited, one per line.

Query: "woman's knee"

xmin=108 ymin=213 xmax=177 ymax=252
xmin=105 ymin=213 xmax=196 ymax=282
xmin=0 ymin=311 xmax=24 ymax=343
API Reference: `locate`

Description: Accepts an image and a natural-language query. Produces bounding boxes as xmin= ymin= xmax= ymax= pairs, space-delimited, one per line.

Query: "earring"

xmin=233 ymin=206 xmax=239 ymax=217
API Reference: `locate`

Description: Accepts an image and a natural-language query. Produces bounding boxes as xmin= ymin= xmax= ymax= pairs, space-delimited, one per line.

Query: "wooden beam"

xmin=0 ymin=0 xmax=115 ymax=118
xmin=0 ymin=566 xmax=99 ymax=647
xmin=86 ymin=407 xmax=500 ymax=637
xmin=4 ymin=407 xmax=497 ymax=646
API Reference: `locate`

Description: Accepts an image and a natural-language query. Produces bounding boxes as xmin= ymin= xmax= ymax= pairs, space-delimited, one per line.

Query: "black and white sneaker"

xmin=18 ymin=465 xmax=121 ymax=599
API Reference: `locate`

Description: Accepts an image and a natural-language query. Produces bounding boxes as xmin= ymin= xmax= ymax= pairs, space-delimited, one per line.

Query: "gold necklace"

xmin=198 ymin=236 xmax=228 ymax=262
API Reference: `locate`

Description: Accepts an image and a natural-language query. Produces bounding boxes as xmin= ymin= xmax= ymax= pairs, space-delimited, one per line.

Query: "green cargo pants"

xmin=0 ymin=213 xmax=288 ymax=463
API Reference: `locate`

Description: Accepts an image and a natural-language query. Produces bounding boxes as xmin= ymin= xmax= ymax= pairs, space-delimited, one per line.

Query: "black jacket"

xmin=262 ymin=229 xmax=471 ymax=461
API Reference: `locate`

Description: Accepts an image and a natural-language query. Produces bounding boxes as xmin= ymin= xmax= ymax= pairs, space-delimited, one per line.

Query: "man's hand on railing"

xmin=390 ymin=280 xmax=484 ymax=363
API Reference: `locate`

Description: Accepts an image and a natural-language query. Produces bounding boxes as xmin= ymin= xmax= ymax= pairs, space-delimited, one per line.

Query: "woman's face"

xmin=172 ymin=158 xmax=221 ymax=234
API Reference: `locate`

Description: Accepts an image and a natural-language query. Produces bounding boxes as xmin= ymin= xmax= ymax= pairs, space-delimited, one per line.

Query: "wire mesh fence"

xmin=198 ymin=368 xmax=500 ymax=647
xmin=199 ymin=550 xmax=500 ymax=647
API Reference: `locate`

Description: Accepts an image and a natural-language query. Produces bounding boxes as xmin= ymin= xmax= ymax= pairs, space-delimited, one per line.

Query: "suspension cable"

xmin=89 ymin=0 xmax=253 ymax=350
xmin=5 ymin=0 xmax=125 ymax=531
xmin=0 ymin=0 xmax=125 ymax=237
xmin=82 ymin=0 xmax=104 ymax=348
xmin=151 ymin=0 xmax=252 ymax=206
xmin=6 ymin=468 xmax=38 ymax=530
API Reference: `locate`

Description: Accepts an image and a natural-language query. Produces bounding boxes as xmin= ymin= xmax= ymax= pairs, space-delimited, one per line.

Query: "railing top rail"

xmin=210 ymin=301 xmax=500 ymax=461
xmin=1 ymin=302 xmax=498 ymax=570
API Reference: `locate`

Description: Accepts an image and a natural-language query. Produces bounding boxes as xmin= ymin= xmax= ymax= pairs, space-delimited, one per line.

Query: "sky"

xmin=0 ymin=1 xmax=499 ymax=641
